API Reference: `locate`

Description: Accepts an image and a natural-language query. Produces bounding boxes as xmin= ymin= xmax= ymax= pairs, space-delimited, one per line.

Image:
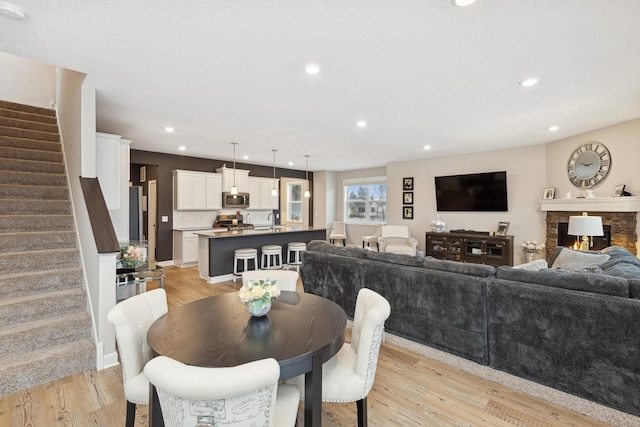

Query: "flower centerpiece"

xmin=117 ymin=242 xmax=148 ymax=272
xmin=238 ymin=279 xmax=281 ymax=317
xmin=521 ymin=240 xmax=545 ymax=262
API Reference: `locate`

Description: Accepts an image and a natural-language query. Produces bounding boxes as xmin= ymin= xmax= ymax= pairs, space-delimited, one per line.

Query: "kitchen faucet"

xmin=267 ymin=212 xmax=275 ymax=229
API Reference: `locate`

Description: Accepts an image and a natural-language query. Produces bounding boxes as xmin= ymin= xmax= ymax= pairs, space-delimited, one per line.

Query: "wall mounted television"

xmin=434 ymin=171 xmax=508 ymax=212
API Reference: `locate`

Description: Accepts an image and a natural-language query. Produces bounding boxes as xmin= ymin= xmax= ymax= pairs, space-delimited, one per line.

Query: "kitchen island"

xmin=196 ymin=226 xmax=327 ymax=283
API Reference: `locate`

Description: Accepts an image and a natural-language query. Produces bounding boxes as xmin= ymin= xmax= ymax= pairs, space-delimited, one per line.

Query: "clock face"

xmin=567 ymin=142 xmax=611 ymax=188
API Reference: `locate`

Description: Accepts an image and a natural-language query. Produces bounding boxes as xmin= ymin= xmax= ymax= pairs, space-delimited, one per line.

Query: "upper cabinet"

xmin=96 ymin=132 xmax=131 ymax=210
xmin=216 ymin=166 xmax=249 ymax=193
xmin=173 ymin=170 xmax=222 ymax=210
xmin=248 ymin=177 xmax=279 ymax=210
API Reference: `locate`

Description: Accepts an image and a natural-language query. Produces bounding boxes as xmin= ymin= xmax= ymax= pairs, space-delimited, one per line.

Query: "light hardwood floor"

xmin=0 ymin=266 xmax=617 ymax=426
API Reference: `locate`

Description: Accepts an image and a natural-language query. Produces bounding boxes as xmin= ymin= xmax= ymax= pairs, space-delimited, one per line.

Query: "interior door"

xmin=148 ymin=179 xmax=157 ymax=262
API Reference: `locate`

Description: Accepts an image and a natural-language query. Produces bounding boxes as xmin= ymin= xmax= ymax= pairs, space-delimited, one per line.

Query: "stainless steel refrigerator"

xmin=129 ymin=186 xmax=143 ymax=241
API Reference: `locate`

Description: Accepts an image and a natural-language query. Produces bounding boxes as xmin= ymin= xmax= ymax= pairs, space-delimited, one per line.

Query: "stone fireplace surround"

xmin=540 ymin=197 xmax=640 ymax=259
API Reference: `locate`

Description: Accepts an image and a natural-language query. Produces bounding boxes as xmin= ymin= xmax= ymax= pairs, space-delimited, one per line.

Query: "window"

xmin=287 ymin=182 xmax=302 ymax=222
xmin=344 ymin=178 xmax=386 ymax=223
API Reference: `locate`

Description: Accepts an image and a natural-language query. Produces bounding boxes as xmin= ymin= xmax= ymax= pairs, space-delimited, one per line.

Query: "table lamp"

xmin=567 ymin=212 xmax=603 ymax=251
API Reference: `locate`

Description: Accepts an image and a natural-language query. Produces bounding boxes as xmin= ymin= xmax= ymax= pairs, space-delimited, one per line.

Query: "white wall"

xmin=0 ymin=52 xmax=56 ymax=108
xmin=385 ymin=146 xmax=547 ymax=265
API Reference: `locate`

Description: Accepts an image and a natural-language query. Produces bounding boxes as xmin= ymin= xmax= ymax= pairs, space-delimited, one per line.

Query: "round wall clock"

xmin=566 ymin=141 xmax=611 ymax=188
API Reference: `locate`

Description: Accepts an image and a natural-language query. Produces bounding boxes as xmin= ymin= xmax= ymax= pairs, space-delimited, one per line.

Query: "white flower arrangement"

xmin=521 ymin=240 xmax=545 ymax=254
xmin=238 ymin=279 xmax=281 ymax=304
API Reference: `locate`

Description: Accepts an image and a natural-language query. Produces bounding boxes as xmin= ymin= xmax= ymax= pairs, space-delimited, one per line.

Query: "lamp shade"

xmin=568 ymin=215 xmax=604 ymax=237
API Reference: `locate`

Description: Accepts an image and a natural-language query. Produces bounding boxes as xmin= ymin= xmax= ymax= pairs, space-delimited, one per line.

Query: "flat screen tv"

xmin=435 ymin=171 xmax=508 ymax=212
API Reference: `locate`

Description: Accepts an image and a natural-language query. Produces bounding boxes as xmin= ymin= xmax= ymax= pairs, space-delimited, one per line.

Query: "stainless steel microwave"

xmin=222 ymin=192 xmax=250 ymax=208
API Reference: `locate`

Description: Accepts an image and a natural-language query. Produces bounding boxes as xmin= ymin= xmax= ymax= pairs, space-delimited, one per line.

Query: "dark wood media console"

xmin=425 ymin=231 xmax=514 ymax=267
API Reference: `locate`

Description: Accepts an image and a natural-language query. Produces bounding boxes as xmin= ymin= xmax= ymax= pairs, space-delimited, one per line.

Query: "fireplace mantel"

xmin=539 ymin=197 xmax=640 ymax=212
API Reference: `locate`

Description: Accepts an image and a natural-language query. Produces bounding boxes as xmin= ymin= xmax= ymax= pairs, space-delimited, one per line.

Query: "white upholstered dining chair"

xmin=107 ymin=288 xmax=168 ymax=427
xmin=287 ymin=288 xmax=391 ymax=427
xmin=144 ymin=356 xmax=300 ymax=427
xmin=329 ymin=221 xmax=347 ymax=246
xmin=378 ymin=225 xmax=418 ymax=256
xmin=242 ymin=269 xmax=299 ymax=292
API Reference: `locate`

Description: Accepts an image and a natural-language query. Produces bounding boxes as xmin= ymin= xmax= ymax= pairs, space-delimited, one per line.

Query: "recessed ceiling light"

xmin=452 ymin=0 xmax=476 ymax=6
xmin=519 ymin=78 xmax=539 ymax=87
xmin=548 ymin=126 xmax=559 ymax=132
xmin=305 ymin=64 xmax=320 ymax=74
xmin=356 ymin=121 xmax=367 ymax=128
xmin=178 ymin=146 xmax=186 ymax=151
xmin=243 ymin=155 xmax=249 ymax=160
xmin=0 ymin=3 xmax=27 ymax=20
xmin=424 ymin=145 xmax=432 ymax=150
xmin=288 ymin=161 xmax=294 ymax=166
xmin=164 ymin=126 xmax=175 ymax=132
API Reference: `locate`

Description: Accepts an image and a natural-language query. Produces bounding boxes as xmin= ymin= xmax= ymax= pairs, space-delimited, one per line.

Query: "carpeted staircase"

xmin=0 ymin=99 xmax=95 ymax=397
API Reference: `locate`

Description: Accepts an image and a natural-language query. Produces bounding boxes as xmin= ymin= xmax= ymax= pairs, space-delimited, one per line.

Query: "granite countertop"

xmin=173 ymin=227 xmax=226 ymax=232
xmin=195 ymin=226 xmax=326 ymax=238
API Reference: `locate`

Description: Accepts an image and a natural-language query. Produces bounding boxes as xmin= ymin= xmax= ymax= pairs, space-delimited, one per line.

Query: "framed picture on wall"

xmin=403 ymin=177 xmax=414 ymax=190
xmin=403 ymin=191 xmax=413 ymax=204
xmin=403 ymin=206 xmax=414 ymax=220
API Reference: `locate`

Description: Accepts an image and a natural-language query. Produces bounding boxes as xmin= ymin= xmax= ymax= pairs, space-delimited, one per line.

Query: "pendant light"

xmin=271 ymin=149 xmax=278 ymax=196
xmin=304 ymin=154 xmax=311 ymax=198
xmin=230 ymin=142 xmax=238 ymax=195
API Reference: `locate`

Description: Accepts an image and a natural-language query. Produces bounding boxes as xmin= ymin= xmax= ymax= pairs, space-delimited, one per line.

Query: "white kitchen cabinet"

xmin=217 ymin=166 xmax=249 ymax=193
xmin=173 ymin=170 xmax=222 ymax=210
xmin=173 ymin=230 xmax=207 ymax=267
xmin=261 ymin=178 xmax=280 ymax=210
xmin=205 ymin=173 xmax=222 ymax=209
xmin=248 ymin=177 xmax=262 ymax=209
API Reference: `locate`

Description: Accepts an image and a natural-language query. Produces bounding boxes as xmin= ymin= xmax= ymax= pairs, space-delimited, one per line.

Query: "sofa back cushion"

xmin=496 ymin=266 xmax=629 ymax=297
xmin=306 ymin=240 xmax=368 ymax=259
xmin=422 ymin=257 xmax=496 ymax=278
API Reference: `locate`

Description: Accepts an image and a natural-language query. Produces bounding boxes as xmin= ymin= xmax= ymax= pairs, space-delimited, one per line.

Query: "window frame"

xmin=343 ymin=176 xmax=387 ymax=225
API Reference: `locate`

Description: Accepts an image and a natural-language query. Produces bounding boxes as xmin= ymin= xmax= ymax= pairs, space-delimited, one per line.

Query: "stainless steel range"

xmin=213 ymin=214 xmax=254 ymax=231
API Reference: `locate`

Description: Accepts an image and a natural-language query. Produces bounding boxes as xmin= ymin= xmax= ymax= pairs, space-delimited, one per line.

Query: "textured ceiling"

xmin=1 ymin=0 xmax=640 ymax=171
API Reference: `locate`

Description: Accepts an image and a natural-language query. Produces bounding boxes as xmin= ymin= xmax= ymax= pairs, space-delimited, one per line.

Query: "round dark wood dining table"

xmin=147 ymin=291 xmax=347 ymax=427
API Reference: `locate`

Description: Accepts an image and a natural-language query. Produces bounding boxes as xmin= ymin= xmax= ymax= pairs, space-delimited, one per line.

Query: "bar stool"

xmin=286 ymin=242 xmax=306 ymax=272
xmin=261 ymin=245 xmax=283 ymax=270
xmin=233 ymin=248 xmax=258 ymax=278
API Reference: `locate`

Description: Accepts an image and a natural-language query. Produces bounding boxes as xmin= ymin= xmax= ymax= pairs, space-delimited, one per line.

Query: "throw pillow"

xmin=513 ymin=259 xmax=548 ymax=271
xmin=551 ymin=248 xmax=610 ymax=271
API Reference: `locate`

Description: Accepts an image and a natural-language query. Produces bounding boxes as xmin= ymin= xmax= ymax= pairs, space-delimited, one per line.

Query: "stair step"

xmin=0 ymin=267 xmax=83 ymax=299
xmin=0 ymin=145 xmax=63 ymax=163
xmin=0 ymin=311 xmax=91 ymax=359
xmin=0 ymin=116 xmax=59 ymax=134
xmin=0 ymin=247 xmax=80 ymax=275
xmin=0 ymin=199 xmax=71 ymax=215
xmin=0 ymin=183 xmax=68 ymax=200
xmin=0 ymin=231 xmax=76 ymax=253
xmin=0 ymin=170 xmax=66 ymax=187
xmin=0 ymin=287 xmax=86 ymax=327
xmin=0 ymin=338 xmax=94 ymax=398
xmin=0 ymin=135 xmax=61 ymax=152
xmin=0 ymin=214 xmax=74 ymax=232
xmin=0 ymin=107 xmax=58 ymax=125
xmin=0 ymin=157 xmax=65 ymax=174
xmin=0 ymin=100 xmax=56 ymax=118
xmin=0 ymin=125 xmax=59 ymax=143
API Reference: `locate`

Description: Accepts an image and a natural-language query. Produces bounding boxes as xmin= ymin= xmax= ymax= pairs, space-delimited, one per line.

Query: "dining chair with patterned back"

xmin=107 ymin=288 xmax=168 ymax=427
xmin=144 ymin=356 xmax=300 ymax=427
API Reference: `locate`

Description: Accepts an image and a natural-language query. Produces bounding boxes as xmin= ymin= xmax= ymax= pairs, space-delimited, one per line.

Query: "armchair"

xmin=377 ymin=225 xmax=418 ymax=256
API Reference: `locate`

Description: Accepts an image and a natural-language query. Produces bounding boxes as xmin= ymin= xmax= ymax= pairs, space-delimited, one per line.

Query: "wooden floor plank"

xmin=0 ymin=265 xmax=635 ymax=426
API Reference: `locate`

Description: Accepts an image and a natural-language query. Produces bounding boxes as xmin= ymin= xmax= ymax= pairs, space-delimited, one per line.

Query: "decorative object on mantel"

xmin=568 ymin=212 xmax=604 ymax=251
xmin=430 ymin=215 xmax=446 ymax=232
xmin=564 ymin=190 xmax=572 ymax=199
xmin=586 ymin=189 xmax=595 ymax=199
xmin=495 ymin=221 xmax=509 ymax=236
xmin=117 ymin=241 xmax=148 ymax=273
xmin=543 ymin=188 xmax=555 ymax=199
xmin=566 ymin=141 xmax=611 ymax=188
xmin=521 ymin=240 xmax=545 ymax=262
xmin=613 ymin=184 xmax=631 ymax=197
xmin=238 ymin=279 xmax=281 ymax=317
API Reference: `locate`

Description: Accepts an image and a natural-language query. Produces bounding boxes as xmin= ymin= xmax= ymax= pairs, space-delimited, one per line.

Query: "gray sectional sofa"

xmin=300 ymin=240 xmax=640 ymax=416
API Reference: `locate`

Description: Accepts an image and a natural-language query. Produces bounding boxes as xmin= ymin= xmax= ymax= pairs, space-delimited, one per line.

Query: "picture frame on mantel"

xmin=543 ymin=188 xmax=555 ymax=199
xmin=613 ymin=184 xmax=626 ymax=197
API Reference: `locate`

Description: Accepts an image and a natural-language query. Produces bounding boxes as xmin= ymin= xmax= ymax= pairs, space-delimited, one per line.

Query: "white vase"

xmin=525 ymin=252 xmax=536 ymax=263
xmin=430 ymin=215 xmax=446 ymax=232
